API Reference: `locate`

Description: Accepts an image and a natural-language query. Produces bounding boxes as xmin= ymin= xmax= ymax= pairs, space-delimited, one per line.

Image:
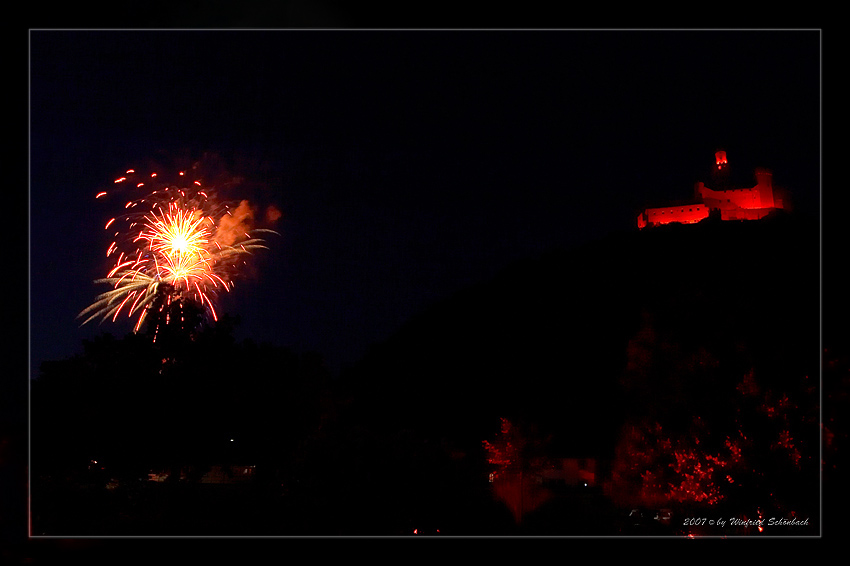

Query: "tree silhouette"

xmin=31 ymin=309 xmax=333 ymax=535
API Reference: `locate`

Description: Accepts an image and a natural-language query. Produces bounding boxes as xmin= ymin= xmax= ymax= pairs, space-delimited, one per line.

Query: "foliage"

xmin=482 ymin=417 xmax=555 ymax=524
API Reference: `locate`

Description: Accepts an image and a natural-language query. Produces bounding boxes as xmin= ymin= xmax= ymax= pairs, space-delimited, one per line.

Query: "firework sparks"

xmin=79 ymin=163 xmax=277 ymax=334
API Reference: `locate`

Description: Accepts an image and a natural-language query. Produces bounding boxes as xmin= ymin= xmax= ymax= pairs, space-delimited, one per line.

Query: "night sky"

xmin=28 ymin=29 xmax=821 ymax=378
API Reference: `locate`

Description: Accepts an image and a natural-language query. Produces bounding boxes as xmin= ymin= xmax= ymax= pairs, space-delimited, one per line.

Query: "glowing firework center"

xmin=137 ymin=203 xmax=227 ymax=312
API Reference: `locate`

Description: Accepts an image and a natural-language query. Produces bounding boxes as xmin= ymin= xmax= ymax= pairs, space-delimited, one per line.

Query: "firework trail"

xmin=78 ymin=162 xmax=277 ymax=335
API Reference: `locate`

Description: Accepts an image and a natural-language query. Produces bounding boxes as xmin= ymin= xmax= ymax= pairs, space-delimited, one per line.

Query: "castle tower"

xmin=711 ymin=149 xmax=730 ymax=190
xmin=754 ymin=168 xmax=775 ymax=209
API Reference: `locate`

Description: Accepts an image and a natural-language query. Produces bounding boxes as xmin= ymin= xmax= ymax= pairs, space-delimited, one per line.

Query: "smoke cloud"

xmin=265 ymin=205 xmax=282 ymax=223
xmin=215 ymin=200 xmax=254 ymax=247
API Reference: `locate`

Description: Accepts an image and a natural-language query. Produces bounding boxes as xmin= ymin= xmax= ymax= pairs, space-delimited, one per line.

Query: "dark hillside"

xmin=338 ymin=210 xmax=819 ymax=458
xmin=27 ymin=211 xmax=820 ymax=536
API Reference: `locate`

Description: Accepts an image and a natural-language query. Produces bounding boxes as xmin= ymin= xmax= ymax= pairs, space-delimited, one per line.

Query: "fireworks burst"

xmin=78 ymin=162 xmax=277 ymax=336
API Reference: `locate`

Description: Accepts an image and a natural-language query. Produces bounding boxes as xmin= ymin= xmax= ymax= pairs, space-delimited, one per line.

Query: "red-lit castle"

xmin=637 ymin=150 xmax=786 ymax=229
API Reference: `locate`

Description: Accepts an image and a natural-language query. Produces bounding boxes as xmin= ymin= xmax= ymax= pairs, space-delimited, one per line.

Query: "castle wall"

xmin=698 ymin=185 xmax=764 ymax=211
xmin=640 ymin=204 xmax=709 ymax=228
xmin=718 ymin=207 xmax=772 ymax=221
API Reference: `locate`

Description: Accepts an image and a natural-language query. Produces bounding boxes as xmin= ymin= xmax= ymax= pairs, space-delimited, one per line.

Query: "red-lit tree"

xmin=606 ymin=366 xmax=818 ymax=530
xmin=608 ymin=307 xmax=819 ymax=532
xmin=605 ymin=417 xmax=742 ymax=510
xmin=482 ymin=418 xmax=521 ymax=482
xmin=482 ymin=418 xmax=553 ymax=524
